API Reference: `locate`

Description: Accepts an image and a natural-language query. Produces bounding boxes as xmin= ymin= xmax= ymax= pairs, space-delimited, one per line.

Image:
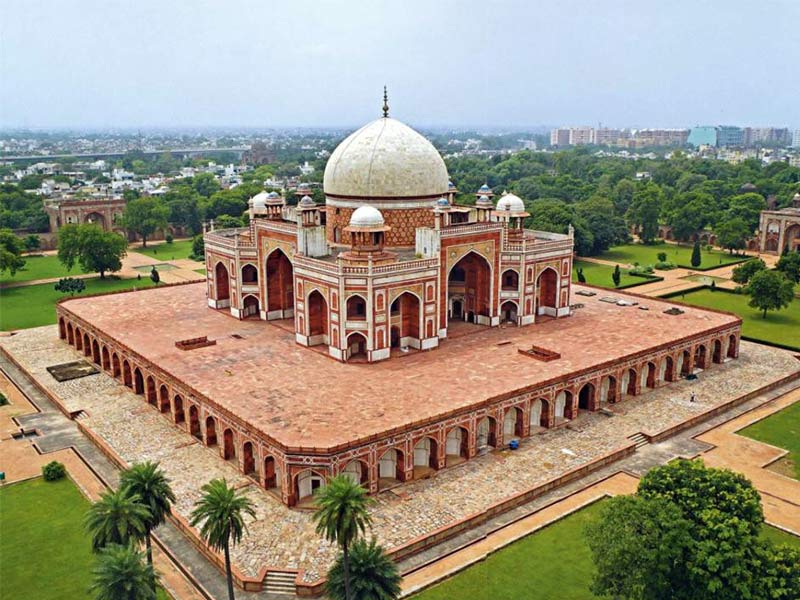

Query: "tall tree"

xmin=85 ymin=487 xmax=151 ymax=551
xmin=58 ymin=224 xmax=128 ymax=279
xmin=690 ymin=240 xmax=701 ymax=267
xmin=715 ymin=217 xmax=750 ymax=254
xmin=326 ymin=538 xmax=401 ymax=600
xmin=121 ymin=197 xmax=169 ymax=247
xmin=119 ymin=462 xmax=175 ymax=577
xmin=775 ymin=250 xmax=800 ymax=283
xmin=91 ymin=544 xmax=159 ymax=600
xmin=627 ymin=183 xmax=663 ymax=244
xmin=747 ymin=270 xmax=794 ymax=318
xmin=190 ymin=479 xmax=256 ymax=600
xmin=313 ymin=476 xmax=374 ymax=600
xmin=731 ymin=258 xmax=766 ymax=284
xmin=0 ymin=228 xmax=25 ymax=275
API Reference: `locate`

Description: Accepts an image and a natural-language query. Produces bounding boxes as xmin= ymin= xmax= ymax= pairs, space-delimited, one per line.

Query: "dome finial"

xmin=382 ymin=85 xmax=389 ymax=118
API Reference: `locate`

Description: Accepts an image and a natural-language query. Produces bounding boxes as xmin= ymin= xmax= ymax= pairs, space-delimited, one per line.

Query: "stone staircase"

xmin=628 ymin=432 xmax=650 ymax=449
xmin=265 ymin=571 xmax=296 ymax=596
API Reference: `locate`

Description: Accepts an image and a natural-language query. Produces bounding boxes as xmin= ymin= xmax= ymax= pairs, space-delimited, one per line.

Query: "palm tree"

xmin=91 ymin=543 xmax=159 ymax=600
xmin=313 ymin=475 xmax=374 ymax=600
xmin=326 ymin=538 xmax=401 ymax=600
xmin=120 ymin=461 xmax=176 ymax=571
xmin=86 ymin=487 xmax=151 ymax=551
xmin=190 ymin=478 xmax=256 ymax=600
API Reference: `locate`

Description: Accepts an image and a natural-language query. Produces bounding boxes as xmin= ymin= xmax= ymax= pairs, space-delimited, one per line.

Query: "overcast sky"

xmin=1 ymin=0 xmax=798 ymax=130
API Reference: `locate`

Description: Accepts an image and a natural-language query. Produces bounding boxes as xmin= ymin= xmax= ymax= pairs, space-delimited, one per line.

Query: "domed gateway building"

xmin=56 ymin=95 xmax=741 ymax=514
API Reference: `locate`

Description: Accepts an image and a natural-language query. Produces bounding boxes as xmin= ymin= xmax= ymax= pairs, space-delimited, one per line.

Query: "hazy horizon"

xmin=2 ymin=0 xmax=799 ymax=130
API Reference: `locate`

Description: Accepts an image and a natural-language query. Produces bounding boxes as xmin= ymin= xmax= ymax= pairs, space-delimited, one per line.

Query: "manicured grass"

xmin=131 ymin=239 xmax=194 ymax=261
xmin=0 ymin=254 xmax=78 ymax=285
xmin=0 ymin=276 xmax=156 ymax=331
xmin=194 ymin=268 xmax=207 ymax=275
xmin=0 ymin=477 xmax=171 ymax=600
xmin=572 ymin=259 xmax=656 ymax=289
xmin=0 ymin=477 xmax=94 ymax=599
xmin=413 ymin=500 xmax=606 ymax=600
xmin=761 ymin=524 xmax=800 ymax=548
xmin=739 ymin=401 xmax=800 ymax=479
xmin=670 ymin=289 xmax=800 ymax=350
xmin=601 ymin=243 xmax=745 ymax=270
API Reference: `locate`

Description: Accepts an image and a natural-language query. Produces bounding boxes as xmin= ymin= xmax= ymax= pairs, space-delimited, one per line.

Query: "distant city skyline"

xmin=2 ymin=0 xmax=799 ymax=129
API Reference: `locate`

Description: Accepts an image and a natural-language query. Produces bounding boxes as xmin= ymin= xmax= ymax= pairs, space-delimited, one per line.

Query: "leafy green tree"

xmin=0 ymin=228 xmax=26 ymax=275
xmin=326 ymin=538 xmax=401 ymax=600
xmin=575 ymin=196 xmax=628 ymax=255
xmin=85 ymin=487 xmax=151 ymax=551
xmin=121 ymin=197 xmax=169 ymax=247
xmin=747 ymin=270 xmax=794 ymax=318
xmin=191 ymin=172 xmax=220 ymax=198
xmin=612 ymin=264 xmax=621 ymax=287
xmin=215 ymin=214 xmax=244 ymax=229
xmin=91 ymin=544 xmax=159 ymax=600
xmin=690 ymin=241 xmax=701 ymax=267
xmin=190 ymin=234 xmax=205 ymax=260
xmin=190 ymin=479 xmax=256 ymax=600
xmin=57 ymin=224 xmax=128 ymax=279
xmin=627 ymin=183 xmax=663 ymax=243
xmin=732 ymin=258 xmax=766 ymax=284
xmin=54 ymin=277 xmax=86 ymax=296
xmin=586 ymin=495 xmax=692 ymax=600
xmin=726 ymin=192 xmax=766 ymax=232
xmin=23 ymin=234 xmax=41 ymax=252
xmin=715 ymin=217 xmax=750 ymax=254
xmin=666 ymin=192 xmax=715 ymax=242
xmin=775 ymin=250 xmax=800 ymax=283
xmin=313 ymin=475 xmax=374 ymax=600
xmin=657 ymin=251 xmax=667 ymax=262
xmin=119 ymin=462 xmax=175 ymax=577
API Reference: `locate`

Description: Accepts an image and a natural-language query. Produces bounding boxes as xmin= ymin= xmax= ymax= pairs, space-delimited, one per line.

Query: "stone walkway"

xmin=2 ymin=326 xmax=798 ymax=586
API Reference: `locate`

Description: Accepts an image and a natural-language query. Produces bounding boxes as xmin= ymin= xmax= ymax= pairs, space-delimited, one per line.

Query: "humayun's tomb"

xmin=54 ymin=98 xmax=743 ymax=511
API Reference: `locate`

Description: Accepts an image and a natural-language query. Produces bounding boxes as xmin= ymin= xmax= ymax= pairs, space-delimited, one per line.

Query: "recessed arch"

xmin=205 ymin=416 xmax=217 ymax=446
xmin=341 ymin=459 xmax=369 ymax=486
xmin=346 ymin=331 xmax=368 ymax=361
xmin=346 ymin=294 xmax=368 ymax=321
xmin=264 ymin=455 xmax=280 ymax=490
xmin=500 ymin=300 xmax=518 ymax=324
xmin=265 ymin=248 xmax=294 ymax=318
xmin=645 ymin=362 xmax=657 ymax=389
xmin=74 ymin=328 xmax=83 ymax=351
xmin=242 ymin=441 xmax=256 ymax=476
xmin=133 ymin=368 xmax=144 ymax=395
xmin=58 ymin=317 xmax=67 ymax=340
xmin=413 ymin=437 xmax=439 ymax=474
xmin=307 ymin=289 xmax=328 ymax=345
xmin=295 ymin=469 xmax=326 ymax=504
xmin=503 ymin=406 xmax=524 ymax=442
xmin=727 ymin=334 xmax=737 ymax=358
xmin=173 ymin=394 xmax=185 ymax=424
xmin=578 ymin=382 xmax=596 ymax=411
xmin=223 ymin=428 xmax=236 ymax=460
xmin=476 ymin=416 xmax=497 ymax=449
xmin=242 ymin=294 xmax=260 ymax=319
xmin=390 ymin=291 xmax=422 ymax=348
xmin=694 ymin=344 xmax=708 ymax=370
xmin=101 ymin=345 xmax=110 ymax=371
xmin=241 ymin=263 xmax=258 ymax=285
xmin=530 ymin=398 xmax=549 ymax=429
xmin=111 ymin=353 xmax=121 ymax=378
xmin=447 ymin=251 xmax=492 ymax=327
xmin=66 ymin=322 xmax=74 ymax=345
xmin=214 ymin=262 xmax=230 ymax=304
xmin=189 ymin=405 xmax=201 ymax=439
xmin=501 ymin=268 xmax=519 ymax=291
xmin=554 ymin=389 xmax=573 ymax=421
xmin=378 ymin=448 xmax=405 ymax=488
xmin=445 ymin=426 xmax=469 ymax=466
xmin=600 ymin=375 xmax=617 ymax=404
xmin=83 ymin=333 xmax=91 ymax=357
xmin=712 ymin=339 xmax=723 ymax=364
xmin=145 ymin=376 xmax=157 ymax=406
xmin=536 ymin=267 xmax=559 ymax=318
xmin=91 ymin=339 xmax=101 ymax=365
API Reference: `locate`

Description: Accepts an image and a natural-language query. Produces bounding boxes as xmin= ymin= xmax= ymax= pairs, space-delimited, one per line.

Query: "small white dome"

xmin=476 ymin=194 xmax=492 ymax=206
xmin=496 ymin=192 xmax=525 ymax=213
xmin=250 ymin=191 xmax=268 ymax=209
xmin=299 ymin=194 xmax=315 ymax=206
xmin=349 ymin=205 xmax=385 ymax=228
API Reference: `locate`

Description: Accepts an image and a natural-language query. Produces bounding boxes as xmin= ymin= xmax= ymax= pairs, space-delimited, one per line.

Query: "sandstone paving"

xmin=2 ymin=327 xmax=798 ymax=583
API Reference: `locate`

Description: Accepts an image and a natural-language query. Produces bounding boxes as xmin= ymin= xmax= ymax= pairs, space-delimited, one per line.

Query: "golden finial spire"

xmin=382 ymin=85 xmax=389 ymax=118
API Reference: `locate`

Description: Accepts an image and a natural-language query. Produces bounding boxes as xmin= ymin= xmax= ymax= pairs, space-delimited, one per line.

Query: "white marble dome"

xmin=496 ymin=192 xmax=525 ymax=213
xmin=349 ymin=205 xmax=385 ymax=228
xmin=250 ymin=191 xmax=268 ymax=209
xmin=324 ymin=117 xmax=449 ymax=199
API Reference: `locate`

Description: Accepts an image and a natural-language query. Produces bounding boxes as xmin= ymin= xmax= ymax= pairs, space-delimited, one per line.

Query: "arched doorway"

xmin=266 ymin=249 xmax=294 ymax=318
xmin=448 ymin=251 xmax=492 ymax=327
xmin=727 ymin=335 xmax=737 ymax=358
xmin=536 ymin=268 xmax=558 ymax=318
xmin=645 ymin=362 xmax=657 ymax=389
xmin=83 ymin=333 xmax=91 ymax=356
xmin=342 ymin=460 xmax=368 ymax=486
xmin=500 ymin=301 xmax=518 ymax=325
xmin=146 ymin=376 xmax=157 ymax=406
xmin=205 ymin=416 xmax=217 ymax=446
xmin=173 ymin=395 xmax=185 ymax=424
xmin=122 ymin=360 xmax=132 ymax=388
xmin=307 ymin=290 xmax=328 ymax=346
xmin=59 ymin=318 xmax=67 ymax=339
xmin=112 ymin=354 xmax=121 ymax=378
xmin=346 ymin=332 xmax=367 ymax=361
xmin=601 ymin=376 xmax=617 ymax=404
xmin=91 ymin=340 xmax=101 ymax=364
xmin=189 ymin=406 xmax=201 ymax=439
xmin=223 ymin=429 xmax=235 ymax=460
xmin=662 ymin=356 xmax=675 ymax=382
xmin=74 ymin=328 xmax=83 ymax=351
xmin=390 ymin=292 xmax=421 ymax=348
xmin=530 ymin=398 xmax=549 ymax=430
xmin=133 ymin=369 xmax=144 ymax=395
xmin=101 ymin=346 xmax=110 ymax=371
xmin=241 ymin=264 xmax=258 ymax=285
xmin=346 ymin=295 xmax=367 ymax=321
xmin=264 ymin=456 xmax=280 ymax=490
xmin=501 ymin=269 xmax=519 ymax=291
xmin=445 ymin=427 xmax=469 ymax=466
xmin=476 ymin=417 xmax=497 ymax=450
xmin=214 ymin=262 xmax=230 ymax=307
xmin=713 ymin=339 xmax=723 ymax=364
xmin=67 ymin=323 xmax=74 ymax=345
xmin=503 ymin=407 xmax=524 ymax=443
xmin=242 ymin=295 xmax=260 ymax=319
xmin=578 ymin=382 xmax=595 ymax=411
xmin=85 ymin=212 xmax=105 ymax=228
xmin=554 ymin=390 xmax=573 ymax=420
xmin=450 ymin=298 xmax=463 ymax=320
xmin=680 ymin=349 xmax=692 ymax=376
xmin=295 ymin=470 xmax=325 ymax=504
xmin=242 ymin=442 xmax=256 ymax=477
xmin=621 ymin=368 xmax=637 ymax=397
xmin=378 ymin=449 xmax=404 ymax=488
xmin=695 ymin=345 xmax=707 ymax=370
xmin=413 ymin=438 xmax=439 ymax=475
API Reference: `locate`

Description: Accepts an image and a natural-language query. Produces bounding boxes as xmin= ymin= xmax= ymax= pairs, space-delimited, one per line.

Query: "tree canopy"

xmin=57 ymin=224 xmax=127 ymax=279
xmin=747 ymin=270 xmax=795 ymax=318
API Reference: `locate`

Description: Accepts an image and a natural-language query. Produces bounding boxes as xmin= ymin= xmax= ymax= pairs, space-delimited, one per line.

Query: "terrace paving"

xmin=58 ymin=282 xmax=740 ymax=450
xmin=1 ymin=327 xmax=797 ymax=583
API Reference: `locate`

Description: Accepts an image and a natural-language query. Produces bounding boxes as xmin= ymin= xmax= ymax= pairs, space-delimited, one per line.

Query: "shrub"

xmin=165 ymin=233 xmax=174 ymax=244
xmin=0 ymin=391 xmax=8 ymax=406
xmin=657 ymin=252 xmax=667 ymax=262
xmin=629 ymin=264 xmax=655 ymax=276
xmin=654 ymin=261 xmax=676 ymax=270
xmin=42 ymin=460 xmax=66 ymax=481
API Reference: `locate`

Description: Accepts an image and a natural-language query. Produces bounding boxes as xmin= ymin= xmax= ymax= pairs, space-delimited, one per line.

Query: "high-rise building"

xmin=792 ymin=129 xmax=800 ymax=148
xmin=594 ymin=128 xmax=628 ymax=146
xmin=634 ymin=129 xmax=689 ymax=146
xmin=743 ymin=127 xmax=791 ymax=147
xmin=716 ymin=126 xmax=744 ymax=147
xmin=549 ymin=128 xmax=571 ymax=147
xmin=688 ymin=126 xmax=718 ymax=147
xmin=568 ymin=127 xmax=595 ymax=146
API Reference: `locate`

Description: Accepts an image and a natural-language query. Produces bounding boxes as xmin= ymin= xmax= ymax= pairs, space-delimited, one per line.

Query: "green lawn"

xmin=739 ymin=401 xmax=800 ymax=479
xmin=413 ymin=500 xmax=606 ymax=600
xmin=0 ymin=477 xmax=170 ymax=600
xmin=0 ymin=254 xmax=78 ymax=285
xmin=131 ymin=239 xmax=194 ymax=261
xmin=670 ymin=289 xmax=800 ymax=350
xmin=600 ymin=243 xmax=745 ymax=270
xmin=761 ymin=524 xmax=800 ymax=548
xmin=573 ymin=259 xmax=657 ymax=289
xmin=0 ymin=276 xmax=156 ymax=331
